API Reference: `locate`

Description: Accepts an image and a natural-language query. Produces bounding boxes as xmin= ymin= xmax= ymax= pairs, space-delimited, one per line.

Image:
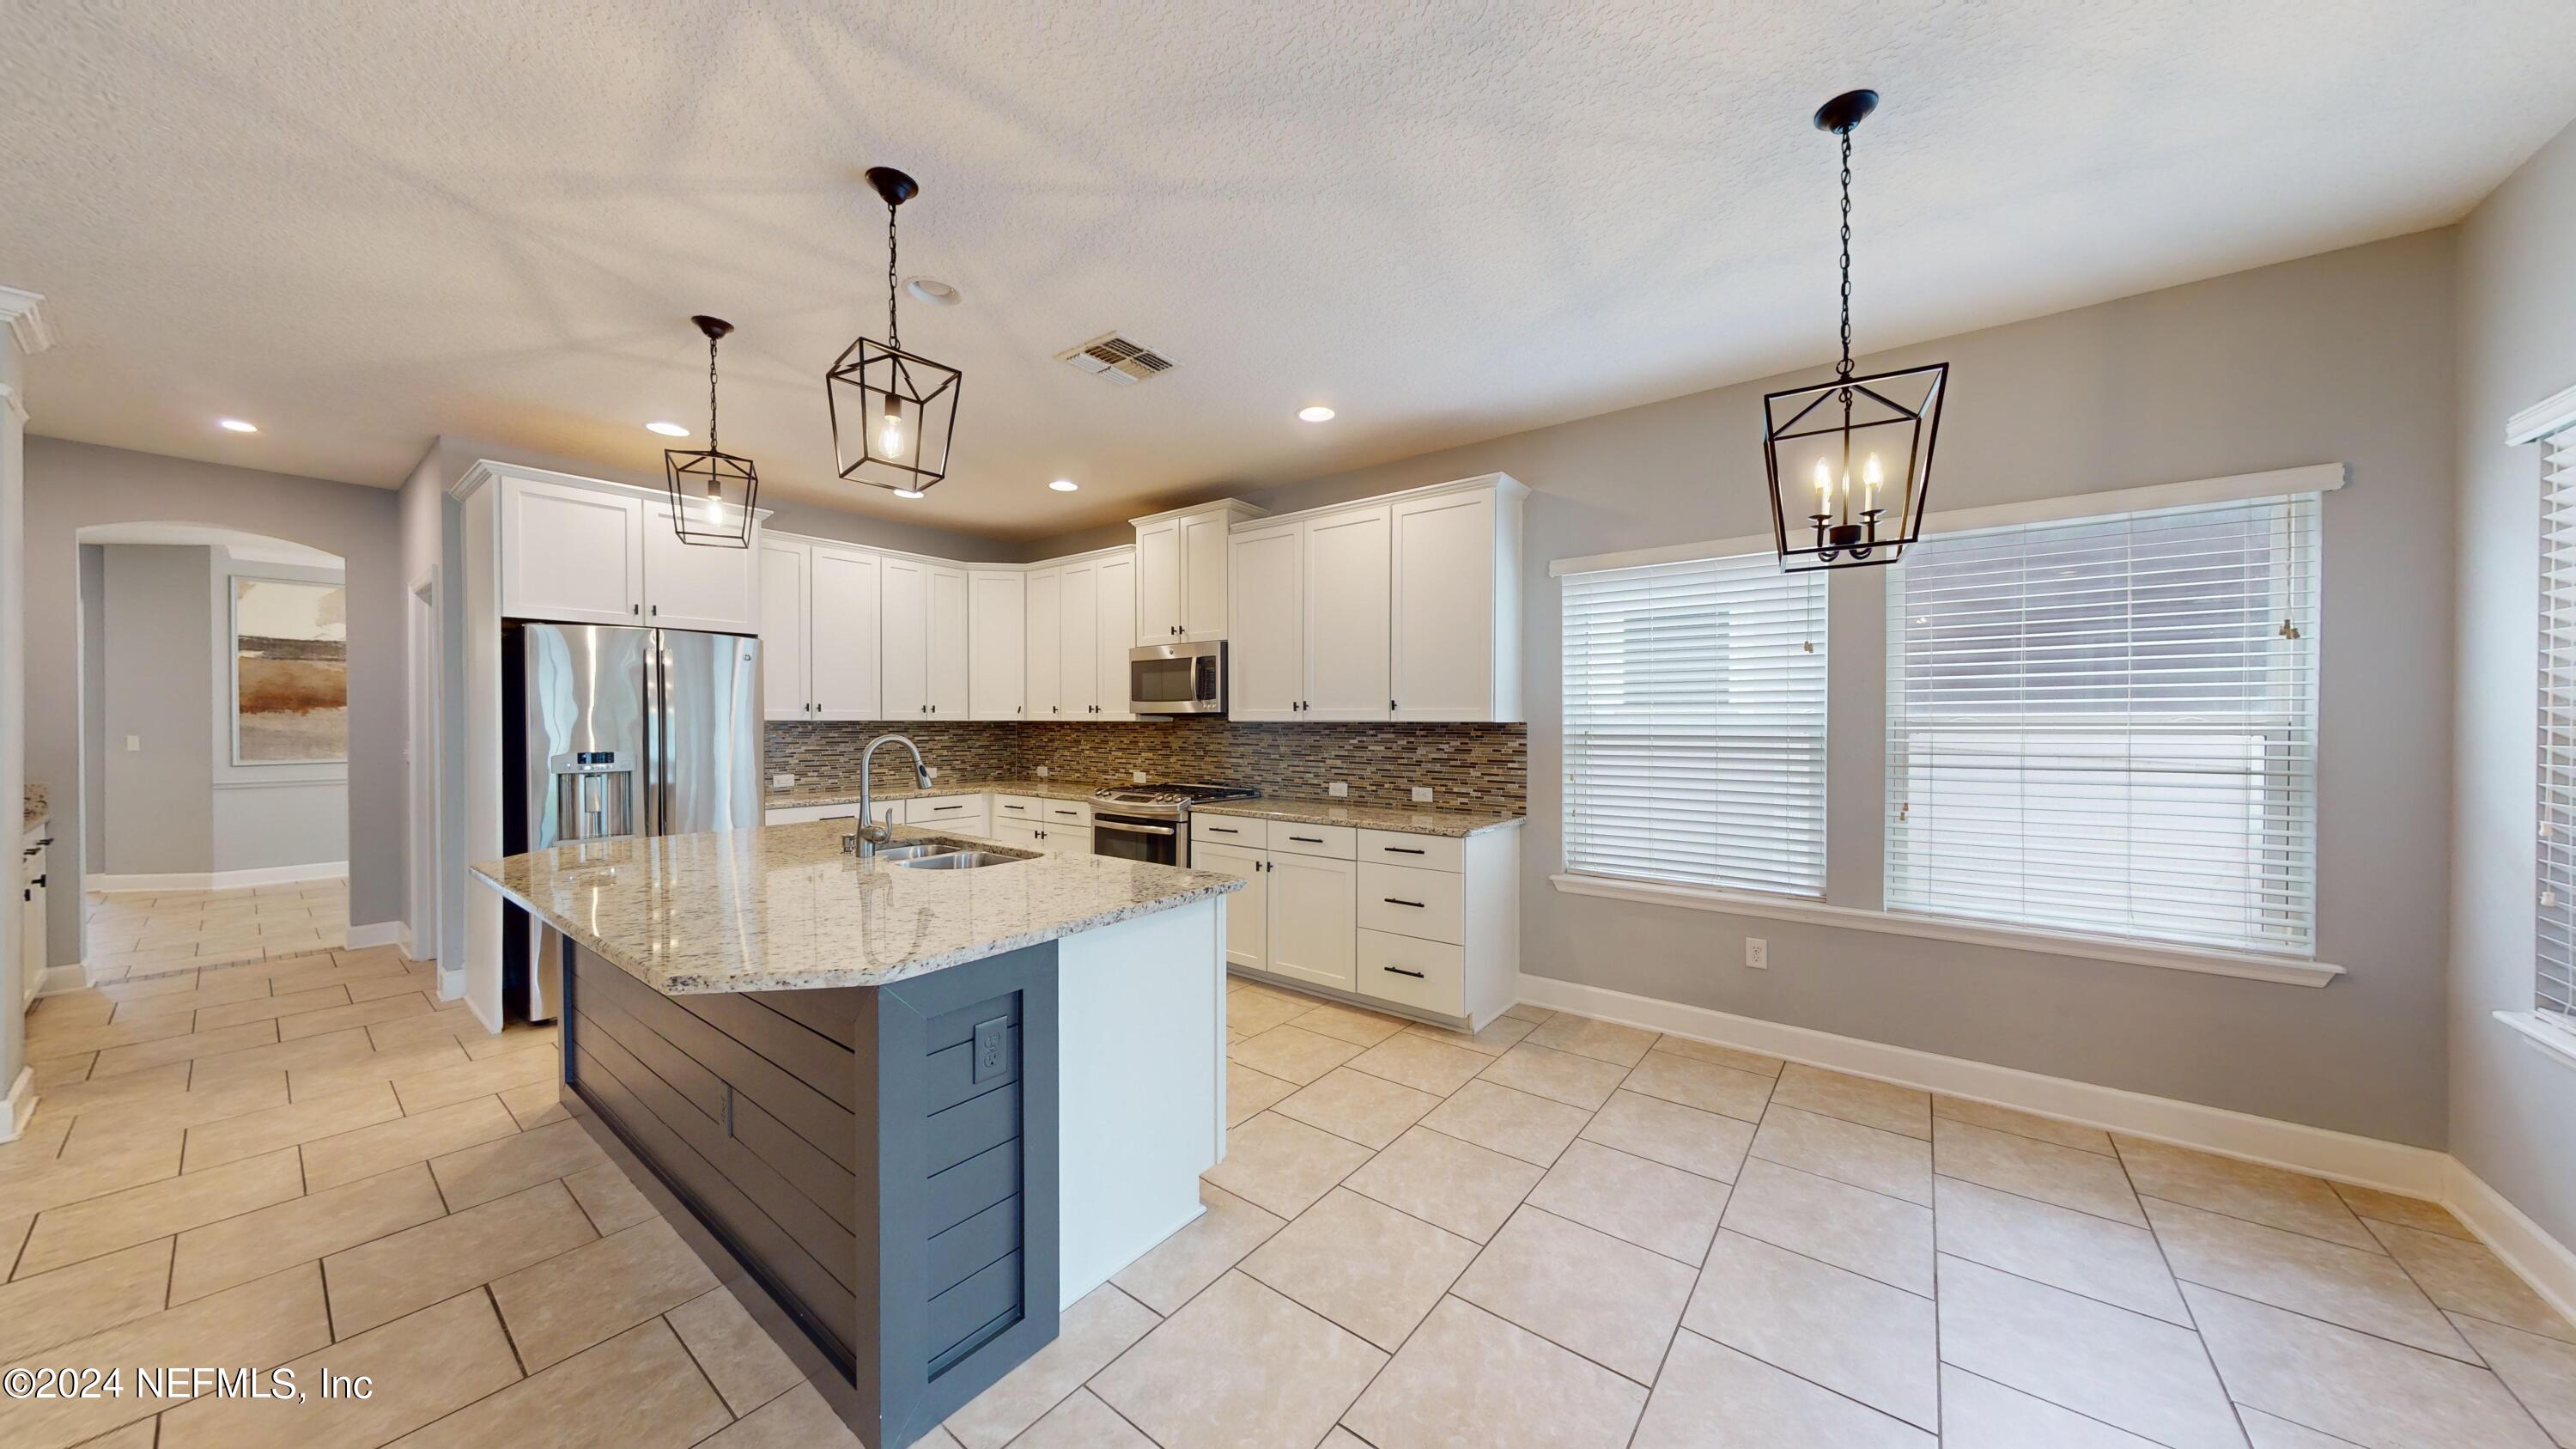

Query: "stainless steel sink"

xmin=895 ymin=850 xmax=1023 ymax=871
xmin=864 ymin=844 xmax=945 ymax=861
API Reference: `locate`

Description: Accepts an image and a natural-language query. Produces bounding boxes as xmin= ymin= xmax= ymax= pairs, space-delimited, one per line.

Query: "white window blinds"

xmin=1562 ymin=551 xmax=1826 ymax=897
xmin=2539 ymin=433 xmax=2576 ymax=1020
xmin=1886 ymin=495 xmax=2320 ymax=954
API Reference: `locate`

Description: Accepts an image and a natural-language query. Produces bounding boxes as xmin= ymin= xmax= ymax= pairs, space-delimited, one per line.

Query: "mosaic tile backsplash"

xmin=765 ymin=719 xmax=1528 ymax=813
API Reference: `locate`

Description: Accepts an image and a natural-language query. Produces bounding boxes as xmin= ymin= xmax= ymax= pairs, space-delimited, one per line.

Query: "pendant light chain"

xmin=706 ymin=329 xmax=720 ymax=454
xmin=1837 ymin=126 xmax=1855 ymax=380
xmin=885 ymin=202 xmax=901 ymax=353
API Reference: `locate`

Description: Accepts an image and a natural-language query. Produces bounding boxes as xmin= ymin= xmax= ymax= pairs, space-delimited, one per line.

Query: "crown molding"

xmin=0 ymin=285 xmax=53 ymax=355
xmin=2508 ymin=379 xmax=2576 ymax=447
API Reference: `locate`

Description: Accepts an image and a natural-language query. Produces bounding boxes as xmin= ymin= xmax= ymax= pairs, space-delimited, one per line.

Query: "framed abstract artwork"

xmin=231 ymin=576 xmax=348 ymax=764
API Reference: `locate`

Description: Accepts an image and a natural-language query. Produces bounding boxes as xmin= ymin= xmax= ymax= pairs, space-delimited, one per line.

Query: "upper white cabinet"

xmin=968 ymin=569 xmax=1027 ymax=719
xmin=757 ymin=539 xmax=811 ymax=720
xmin=808 ymin=544 xmax=881 ymax=721
xmin=927 ymin=564 xmax=970 ymax=717
xmin=1093 ymin=552 xmax=1138 ymax=721
xmin=489 ymin=471 xmax=762 ymax=632
xmin=1131 ymin=499 xmax=1265 ymax=644
xmin=1227 ymin=475 xmax=1526 ymax=723
xmin=1024 ymin=567 xmax=1065 ymax=719
xmin=880 ymin=555 xmax=930 ymax=718
xmin=1391 ymin=484 xmax=1523 ymax=721
xmin=641 ymin=503 xmax=762 ymax=632
xmin=1024 ymin=548 xmax=1139 ymax=721
xmin=500 ymin=476 xmax=647 ymax=625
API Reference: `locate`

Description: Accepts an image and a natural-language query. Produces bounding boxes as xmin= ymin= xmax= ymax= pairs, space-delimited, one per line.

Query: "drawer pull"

xmin=1382 ymin=897 xmax=1426 ymax=909
xmin=1208 ymin=825 xmax=1240 ymax=834
xmin=1382 ymin=845 xmax=1426 ymax=855
xmin=1382 ymin=965 xmax=1427 ymax=979
xmin=932 ymin=805 xmax=964 ymax=813
xmin=1002 ymin=804 xmax=1029 ymax=813
xmin=1289 ymin=835 xmax=1324 ymax=844
xmin=1052 ymin=808 xmax=1080 ymax=817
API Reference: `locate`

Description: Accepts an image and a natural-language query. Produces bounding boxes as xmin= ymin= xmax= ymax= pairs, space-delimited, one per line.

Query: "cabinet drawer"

xmin=905 ymin=795 xmax=984 ymax=825
xmin=1356 ymin=930 xmax=1465 ymax=1016
xmin=1266 ymin=821 xmax=1357 ymax=860
xmin=1040 ymin=800 xmax=1094 ymax=828
xmin=1356 ymin=862 xmax=1465 ymax=945
xmin=1192 ymin=814 xmax=1262 ymax=847
xmin=1357 ymin=829 xmax=1464 ymax=874
xmin=993 ymin=795 xmax=1043 ymax=821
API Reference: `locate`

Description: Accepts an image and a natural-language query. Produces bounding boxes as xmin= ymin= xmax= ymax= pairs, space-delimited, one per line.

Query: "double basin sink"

xmin=844 ymin=837 xmax=1041 ymax=871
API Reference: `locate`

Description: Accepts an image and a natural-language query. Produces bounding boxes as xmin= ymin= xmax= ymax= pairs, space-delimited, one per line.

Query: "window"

xmin=1562 ymin=551 xmax=1826 ymax=896
xmin=1886 ymin=494 xmax=2320 ymax=955
xmin=2540 ymin=431 xmax=2576 ymax=1021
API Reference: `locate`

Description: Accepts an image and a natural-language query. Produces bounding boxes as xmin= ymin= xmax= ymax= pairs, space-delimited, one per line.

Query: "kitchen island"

xmin=471 ymin=820 xmax=1240 ymax=1449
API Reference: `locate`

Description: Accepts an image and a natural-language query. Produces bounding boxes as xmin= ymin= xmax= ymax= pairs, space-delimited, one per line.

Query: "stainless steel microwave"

xmin=1129 ymin=640 xmax=1227 ymax=715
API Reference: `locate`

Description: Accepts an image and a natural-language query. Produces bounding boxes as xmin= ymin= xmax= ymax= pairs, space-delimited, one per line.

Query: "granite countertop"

xmin=471 ymin=820 xmax=1241 ymax=996
xmin=767 ymin=778 xmax=1111 ymax=812
xmin=1194 ymin=799 xmax=1524 ymax=837
xmin=23 ymin=783 xmax=47 ymax=833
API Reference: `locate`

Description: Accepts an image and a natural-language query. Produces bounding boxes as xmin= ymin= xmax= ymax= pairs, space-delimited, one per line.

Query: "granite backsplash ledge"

xmin=765 ymin=719 xmax=1527 ymax=813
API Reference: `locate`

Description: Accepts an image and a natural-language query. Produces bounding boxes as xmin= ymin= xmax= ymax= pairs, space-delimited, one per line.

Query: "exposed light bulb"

xmin=878 ymin=396 xmax=906 ymax=455
xmin=1862 ymin=453 xmax=1884 ymax=487
xmin=1812 ymin=457 xmax=1832 ymax=510
xmin=699 ymin=489 xmax=724 ymax=523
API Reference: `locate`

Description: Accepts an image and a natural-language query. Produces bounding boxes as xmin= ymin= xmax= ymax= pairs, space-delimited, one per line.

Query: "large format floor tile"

xmin=945 ymin=1284 xmax=1159 ymax=1449
xmin=1580 ymin=1088 xmax=1756 ymax=1181
xmin=1091 ymin=1272 xmax=1384 ymax=1449
xmin=1241 ymin=1186 xmax=1477 ymax=1350
xmin=1749 ymin=1102 xmax=1930 ymax=1203
xmin=1419 ymin=1079 xmax=1593 ymax=1166
xmin=1200 ymin=1111 xmax=1373 ymax=1218
xmin=1343 ymin=1296 xmax=1646 ymax=1449
xmin=1934 ymin=1176 xmax=2190 ymax=1325
xmin=1634 ymin=1331 xmax=1932 ymax=1448
xmin=2114 ymin=1136 xmax=2376 ymax=1251
xmin=1109 ymin=1181 xmax=1283 ymax=1316
xmin=2186 ymin=1282 xmax=2552 ymax=1448
xmin=1722 ymin=1154 xmax=1934 ymax=1294
xmin=2146 ymin=1196 xmax=2472 ymax=1359
xmin=1687 ymin=1230 xmax=1940 ymax=1429
xmin=1524 ymin=1138 xmax=1730 ymax=1264
xmin=1938 ymin=1256 xmax=2248 ymax=1449
xmin=1340 ymin=1124 xmax=1541 ymax=1241
xmin=1936 ymin=1116 xmax=2147 ymax=1226
xmin=1452 ymin=1203 xmax=1697 ymax=1382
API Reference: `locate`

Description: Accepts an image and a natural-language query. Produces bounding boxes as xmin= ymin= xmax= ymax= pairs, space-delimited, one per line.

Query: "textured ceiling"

xmin=6 ymin=2 xmax=2573 ymax=541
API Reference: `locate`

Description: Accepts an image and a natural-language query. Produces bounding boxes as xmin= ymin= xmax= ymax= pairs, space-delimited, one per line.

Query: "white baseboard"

xmin=0 ymin=1068 xmax=33 ymax=1144
xmin=2445 ymin=1158 xmax=2576 ymax=1325
xmin=88 ymin=861 xmax=349 ymax=893
xmin=33 ymin=963 xmax=87 ymax=996
xmin=344 ymin=921 xmax=405 ymax=952
xmin=1515 ymin=973 xmax=2450 ymax=1198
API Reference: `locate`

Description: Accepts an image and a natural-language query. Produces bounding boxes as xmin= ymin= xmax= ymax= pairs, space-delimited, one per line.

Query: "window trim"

xmin=1548 ymin=871 xmax=2344 ymax=987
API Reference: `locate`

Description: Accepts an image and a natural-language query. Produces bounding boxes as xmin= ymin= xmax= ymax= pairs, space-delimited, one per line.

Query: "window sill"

xmin=2494 ymin=1011 xmax=2576 ymax=1075
xmin=1547 ymin=873 xmax=2345 ymax=988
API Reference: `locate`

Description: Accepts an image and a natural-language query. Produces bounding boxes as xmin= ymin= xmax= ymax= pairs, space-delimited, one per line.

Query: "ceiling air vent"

xmin=1058 ymin=332 xmax=1176 ymax=386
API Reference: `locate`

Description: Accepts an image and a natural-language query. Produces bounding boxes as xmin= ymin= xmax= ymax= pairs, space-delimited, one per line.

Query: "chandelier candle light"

xmin=826 ymin=167 xmax=963 ymax=498
xmin=662 ymin=314 xmax=760 ymax=548
xmin=1761 ymin=89 xmax=1948 ymax=572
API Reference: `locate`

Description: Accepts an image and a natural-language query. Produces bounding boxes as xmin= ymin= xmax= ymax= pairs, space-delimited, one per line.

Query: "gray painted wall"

xmin=23 ymin=439 xmax=403 ymax=965
xmin=78 ymin=543 xmax=104 ymax=874
xmin=98 ymin=545 xmax=215 ymax=874
xmin=1026 ymin=231 xmax=2461 ymax=1148
xmin=2452 ymin=119 xmax=2576 ymax=1243
xmin=208 ymin=551 xmax=348 ymax=872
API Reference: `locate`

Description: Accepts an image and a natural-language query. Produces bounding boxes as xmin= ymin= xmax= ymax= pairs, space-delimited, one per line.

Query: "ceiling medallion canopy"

xmin=826 ymin=166 xmax=963 ymax=499
xmin=663 ymin=314 xmax=759 ymax=548
xmin=1762 ymin=89 xmax=1947 ymax=572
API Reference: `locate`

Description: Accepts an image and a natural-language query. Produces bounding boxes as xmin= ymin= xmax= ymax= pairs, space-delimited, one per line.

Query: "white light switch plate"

xmin=1411 ymin=787 xmax=1434 ymax=803
xmin=771 ymin=773 xmax=796 ymax=789
xmin=1327 ymin=782 xmax=1348 ymax=798
xmin=125 ymin=734 xmax=140 ymax=752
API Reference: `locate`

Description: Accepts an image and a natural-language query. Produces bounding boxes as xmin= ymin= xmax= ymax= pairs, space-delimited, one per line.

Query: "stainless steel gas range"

xmin=1089 ymin=782 xmax=1259 ymax=868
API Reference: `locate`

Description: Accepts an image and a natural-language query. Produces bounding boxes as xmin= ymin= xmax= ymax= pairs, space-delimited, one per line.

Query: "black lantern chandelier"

xmin=826 ymin=167 xmax=962 ymax=498
xmin=1762 ymin=90 xmax=1947 ymax=572
xmin=663 ymin=314 xmax=759 ymax=548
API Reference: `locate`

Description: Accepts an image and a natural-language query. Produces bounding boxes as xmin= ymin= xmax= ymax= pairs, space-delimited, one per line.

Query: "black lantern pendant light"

xmin=663 ymin=314 xmax=760 ymax=548
xmin=1762 ymin=90 xmax=1947 ymax=572
xmin=826 ymin=167 xmax=963 ymax=498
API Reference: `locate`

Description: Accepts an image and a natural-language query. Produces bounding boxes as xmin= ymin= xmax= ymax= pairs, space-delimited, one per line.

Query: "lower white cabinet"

xmin=21 ymin=827 xmax=50 ymax=1008
xmin=1195 ymin=814 xmax=1520 ymax=1026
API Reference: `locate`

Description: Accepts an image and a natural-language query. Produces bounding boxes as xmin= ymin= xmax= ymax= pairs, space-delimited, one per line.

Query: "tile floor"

xmin=5 ymin=956 xmax=2573 ymax=1448
xmin=81 ymin=881 xmax=349 ymax=981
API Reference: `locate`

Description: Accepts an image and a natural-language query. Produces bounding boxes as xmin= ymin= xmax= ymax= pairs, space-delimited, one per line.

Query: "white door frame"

xmin=407 ymin=569 xmax=441 ymax=964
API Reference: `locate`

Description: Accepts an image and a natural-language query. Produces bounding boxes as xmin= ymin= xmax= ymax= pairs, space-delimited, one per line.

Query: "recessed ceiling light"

xmin=905 ymin=277 xmax=962 ymax=307
xmin=893 ymin=488 xmax=926 ymax=500
xmin=1049 ymin=478 xmax=1078 ymax=492
xmin=1298 ymin=405 xmax=1335 ymax=423
xmin=218 ymin=417 xmax=258 ymax=433
xmin=647 ymin=420 xmax=689 ymax=437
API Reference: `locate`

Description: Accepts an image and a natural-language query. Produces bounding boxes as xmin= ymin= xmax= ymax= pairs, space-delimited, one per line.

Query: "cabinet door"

xmin=756 ymin=539 xmax=810 ymax=721
xmin=968 ymin=570 xmax=1026 ymax=720
xmin=1024 ymin=568 xmax=1064 ymax=719
xmin=927 ymin=565 xmax=971 ymax=717
xmin=810 ymin=545 xmax=882 ymax=721
xmin=1227 ymin=523 xmax=1303 ymax=721
xmin=1301 ymin=505 xmax=1392 ymax=721
xmin=1192 ymin=841 xmax=1270 ymax=972
xmin=1134 ymin=518 xmax=1181 ymax=642
xmin=880 ymin=557 xmax=929 ymax=718
xmin=1266 ymin=853 xmax=1357 ymax=990
xmin=21 ymin=841 xmax=49 ymax=996
xmin=1180 ymin=509 xmax=1231 ymax=640
xmin=991 ymin=818 xmax=1044 ymax=849
xmin=1055 ymin=562 xmax=1097 ymax=717
xmin=501 ymin=478 xmax=644 ymax=625
xmin=1392 ymin=490 xmax=1499 ymax=721
xmin=642 ymin=504 xmax=762 ymax=632
xmin=1095 ymin=553 xmax=1138 ymax=721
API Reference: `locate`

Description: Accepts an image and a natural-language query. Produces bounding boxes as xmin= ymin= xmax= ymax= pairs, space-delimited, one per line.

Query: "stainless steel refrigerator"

xmin=502 ymin=623 xmax=762 ymax=1020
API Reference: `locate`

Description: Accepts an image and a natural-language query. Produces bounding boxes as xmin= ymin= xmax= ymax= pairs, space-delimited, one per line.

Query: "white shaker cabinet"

xmin=1262 ymin=851 xmax=1358 ymax=992
xmin=1192 ymin=839 xmax=1269 ymax=971
xmin=926 ymin=564 xmax=970 ymax=717
xmin=879 ymin=556 xmax=930 ymax=718
xmin=1129 ymin=500 xmax=1265 ymax=644
xmin=641 ymin=503 xmax=761 ymax=632
xmin=499 ymin=475 xmax=647 ymax=625
xmin=808 ymin=544 xmax=882 ymax=721
xmin=1055 ymin=560 xmax=1097 ymax=719
xmin=757 ymin=539 xmax=811 ymax=721
xmin=1093 ymin=552 xmax=1137 ymax=721
xmin=1301 ymin=505 xmax=1392 ymax=721
xmin=1391 ymin=483 xmax=1523 ymax=721
xmin=968 ymin=569 xmax=1026 ymax=720
xmin=1226 ymin=522 xmax=1303 ymax=721
xmin=1024 ymin=567 xmax=1064 ymax=718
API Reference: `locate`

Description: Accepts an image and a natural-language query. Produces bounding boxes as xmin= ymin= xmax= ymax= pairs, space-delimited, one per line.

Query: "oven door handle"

xmin=1097 ymin=820 xmax=1176 ymax=837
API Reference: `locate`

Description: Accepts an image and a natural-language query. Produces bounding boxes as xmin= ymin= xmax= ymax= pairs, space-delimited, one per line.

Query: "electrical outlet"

xmin=1745 ymin=938 xmax=1769 ymax=970
xmin=1133 ymin=770 xmax=1148 ymax=784
xmin=1327 ymin=782 xmax=1348 ymax=798
xmin=125 ymin=734 xmax=140 ymax=752
xmin=1034 ymin=765 xmax=1049 ymax=777
xmin=771 ymin=772 xmax=797 ymax=789
xmin=973 ymin=1018 xmax=1009 ymax=1083
xmin=1412 ymin=787 xmax=1434 ymax=803
xmin=924 ymin=765 xmax=939 ymax=779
